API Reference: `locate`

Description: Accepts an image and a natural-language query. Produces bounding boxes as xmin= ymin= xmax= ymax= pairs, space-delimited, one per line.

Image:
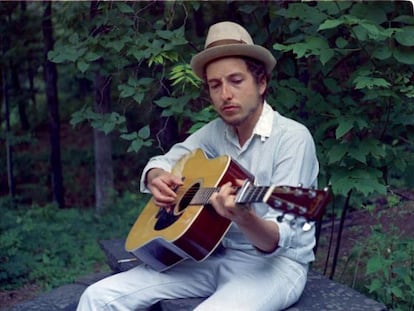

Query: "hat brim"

xmin=190 ymin=44 xmax=276 ymax=80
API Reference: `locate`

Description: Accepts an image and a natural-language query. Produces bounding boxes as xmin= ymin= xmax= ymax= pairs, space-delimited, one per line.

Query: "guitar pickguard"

xmin=154 ymin=180 xmax=202 ymax=231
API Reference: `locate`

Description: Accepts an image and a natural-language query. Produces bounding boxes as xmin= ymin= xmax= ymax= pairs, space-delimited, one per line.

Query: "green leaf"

xmin=335 ymin=37 xmax=348 ymax=49
xmin=100 ymin=122 xmax=115 ymax=135
xmin=366 ymin=278 xmax=383 ymax=293
xmin=329 ymin=167 xmax=386 ymax=196
xmin=319 ymin=48 xmax=335 ymax=65
xmin=85 ymin=51 xmax=101 ymax=62
xmin=318 ymin=19 xmax=344 ymax=31
xmin=348 ymin=148 xmax=367 ymax=164
xmin=372 ymin=45 xmax=392 ymax=60
xmin=352 ymin=25 xmax=368 ymax=41
xmin=273 ymin=43 xmax=289 ymax=52
xmin=292 ymin=43 xmax=308 ymax=58
xmin=128 ymin=139 xmax=144 ymax=153
xmin=327 ymin=144 xmax=348 ymax=164
xmin=393 ymin=47 xmax=414 ymax=64
xmin=120 ymin=132 xmax=137 ymax=140
xmin=138 ymin=125 xmax=150 ymax=139
xmin=105 ymin=40 xmax=126 ymax=53
xmin=118 ymin=85 xmax=135 ymax=98
xmin=154 ymin=97 xmax=175 ymax=108
xmin=116 ymin=2 xmax=134 ymax=14
xmin=133 ymin=93 xmax=145 ymax=105
xmin=391 ymin=286 xmax=404 ymax=299
xmin=77 ymin=60 xmax=89 ymax=73
xmin=394 ymin=26 xmax=414 ymax=46
xmin=336 ymin=119 xmax=354 ymax=138
xmin=353 ymin=76 xmax=391 ymax=89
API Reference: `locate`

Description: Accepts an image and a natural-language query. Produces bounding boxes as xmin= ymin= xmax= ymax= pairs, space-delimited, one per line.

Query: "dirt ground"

xmin=313 ymin=191 xmax=414 ymax=289
xmin=0 ymin=283 xmax=41 ymax=310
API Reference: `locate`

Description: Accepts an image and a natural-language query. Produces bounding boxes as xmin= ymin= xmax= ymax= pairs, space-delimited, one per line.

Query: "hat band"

xmin=206 ymin=39 xmax=247 ymax=49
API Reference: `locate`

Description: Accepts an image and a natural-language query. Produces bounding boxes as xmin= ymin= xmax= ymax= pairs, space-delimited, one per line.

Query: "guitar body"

xmin=125 ymin=149 xmax=253 ymax=272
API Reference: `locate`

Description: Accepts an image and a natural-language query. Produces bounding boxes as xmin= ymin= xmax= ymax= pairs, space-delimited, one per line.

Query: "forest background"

xmin=1 ymin=1 xmax=413 ymax=310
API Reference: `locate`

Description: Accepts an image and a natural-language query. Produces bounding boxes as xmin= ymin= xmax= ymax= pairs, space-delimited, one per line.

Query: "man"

xmin=77 ymin=21 xmax=319 ymax=311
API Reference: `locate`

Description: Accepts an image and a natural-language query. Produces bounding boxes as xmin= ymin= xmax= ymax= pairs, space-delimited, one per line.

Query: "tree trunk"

xmin=42 ymin=2 xmax=65 ymax=208
xmin=16 ymin=1 xmax=30 ymax=131
xmin=10 ymin=63 xmax=30 ymax=131
xmin=1 ymin=33 xmax=16 ymax=198
xmin=93 ymin=74 xmax=114 ymax=213
xmin=90 ymin=1 xmax=114 ymax=213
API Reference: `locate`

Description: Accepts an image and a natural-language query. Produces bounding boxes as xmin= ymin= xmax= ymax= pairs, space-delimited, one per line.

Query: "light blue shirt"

xmin=140 ymin=102 xmax=319 ymax=264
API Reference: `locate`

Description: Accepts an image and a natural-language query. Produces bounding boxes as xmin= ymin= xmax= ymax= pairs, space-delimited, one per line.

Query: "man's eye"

xmin=232 ymin=79 xmax=243 ymax=85
xmin=209 ymin=84 xmax=219 ymax=89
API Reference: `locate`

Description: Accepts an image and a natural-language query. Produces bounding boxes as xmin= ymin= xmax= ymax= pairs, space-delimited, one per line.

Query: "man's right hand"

xmin=146 ymin=168 xmax=184 ymax=208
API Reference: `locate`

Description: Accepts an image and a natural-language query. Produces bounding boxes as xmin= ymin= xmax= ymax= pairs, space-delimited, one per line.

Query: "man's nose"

xmin=220 ymin=83 xmax=232 ymax=100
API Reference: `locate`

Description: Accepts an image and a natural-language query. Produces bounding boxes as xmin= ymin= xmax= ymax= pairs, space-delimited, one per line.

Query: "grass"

xmin=0 ymin=192 xmax=149 ymax=291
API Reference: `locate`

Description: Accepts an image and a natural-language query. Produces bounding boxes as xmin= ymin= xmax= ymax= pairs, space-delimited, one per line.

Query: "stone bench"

xmin=99 ymin=239 xmax=388 ymax=311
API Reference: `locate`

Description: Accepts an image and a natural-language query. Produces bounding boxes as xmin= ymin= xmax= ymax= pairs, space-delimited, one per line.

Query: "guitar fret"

xmin=190 ymin=187 xmax=218 ymax=205
xmin=242 ymin=186 xmax=267 ymax=203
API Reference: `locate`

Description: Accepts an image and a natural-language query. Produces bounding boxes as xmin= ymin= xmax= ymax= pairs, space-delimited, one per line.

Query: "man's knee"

xmin=77 ymin=283 xmax=106 ymax=310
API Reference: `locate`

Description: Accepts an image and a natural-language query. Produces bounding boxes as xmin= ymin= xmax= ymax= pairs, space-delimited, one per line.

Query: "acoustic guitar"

xmin=125 ymin=148 xmax=331 ymax=272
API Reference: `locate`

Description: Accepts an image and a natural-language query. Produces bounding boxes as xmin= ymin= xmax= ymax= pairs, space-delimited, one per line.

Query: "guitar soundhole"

xmin=178 ymin=182 xmax=200 ymax=213
xmin=153 ymin=182 xmax=201 ymax=231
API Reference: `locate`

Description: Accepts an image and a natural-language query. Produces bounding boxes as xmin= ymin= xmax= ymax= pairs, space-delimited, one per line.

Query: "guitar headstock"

xmin=267 ymin=185 xmax=331 ymax=221
xmin=235 ymin=181 xmax=331 ymax=222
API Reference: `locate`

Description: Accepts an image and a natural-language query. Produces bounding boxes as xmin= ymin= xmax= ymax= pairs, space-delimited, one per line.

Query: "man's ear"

xmin=259 ymin=76 xmax=267 ymax=96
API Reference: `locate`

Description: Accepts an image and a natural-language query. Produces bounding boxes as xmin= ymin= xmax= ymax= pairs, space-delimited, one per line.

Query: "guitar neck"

xmin=188 ymin=181 xmax=330 ymax=221
xmin=188 ymin=185 xmax=274 ymax=206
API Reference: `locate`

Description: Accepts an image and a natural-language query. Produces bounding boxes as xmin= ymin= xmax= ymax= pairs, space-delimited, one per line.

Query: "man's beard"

xmin=219 ymin=101 xmax=261 ymax=127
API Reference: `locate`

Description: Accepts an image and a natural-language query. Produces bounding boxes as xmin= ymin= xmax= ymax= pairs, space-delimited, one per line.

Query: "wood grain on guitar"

xmin=125 ymin=149 xmax=331 ymax=272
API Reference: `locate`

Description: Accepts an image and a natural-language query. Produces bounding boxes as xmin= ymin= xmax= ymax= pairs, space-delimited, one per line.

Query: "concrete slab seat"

xmin=99 ymin=239 xmax=388 ymax=311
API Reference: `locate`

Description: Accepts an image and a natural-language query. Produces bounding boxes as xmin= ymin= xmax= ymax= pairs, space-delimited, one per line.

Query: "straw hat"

xmin=190 ymin=21 xmax=276 ymax=80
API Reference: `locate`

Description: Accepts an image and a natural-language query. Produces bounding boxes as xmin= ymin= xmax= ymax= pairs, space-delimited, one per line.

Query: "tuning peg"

xmin=302 ymin=222 xmax=312 ymax=231
xmin=287 ymin=202 xmax=295 ymax=211
xmin=273 ymin=199 xmax=283 ymax=208
xmin=308 ymin=190 xmax=317 ymax=198
xmin=297 ymin=206 xmax=307 ymax=215
xmin=294 ymin=188 xmax=303 ymax=196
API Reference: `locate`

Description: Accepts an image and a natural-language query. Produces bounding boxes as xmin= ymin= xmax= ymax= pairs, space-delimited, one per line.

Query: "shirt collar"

xmin=224 ymin=101 xmax=274 ymax=144
xmin=253 ymin=101 xmax=274 ymax=141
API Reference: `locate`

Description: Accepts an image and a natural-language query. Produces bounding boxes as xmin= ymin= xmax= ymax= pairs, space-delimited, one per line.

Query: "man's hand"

xmin=146 ymin=168 xmax=184 ymax=208
xmin=209 ymin=180 xmax=252 ymax=224
xmin=209 ymin=179 xmax=280 ymax=253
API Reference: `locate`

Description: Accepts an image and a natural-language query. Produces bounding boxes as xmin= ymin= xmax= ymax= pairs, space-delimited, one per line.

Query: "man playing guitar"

xmin=77 ymin=21 xmax=320 ymax=311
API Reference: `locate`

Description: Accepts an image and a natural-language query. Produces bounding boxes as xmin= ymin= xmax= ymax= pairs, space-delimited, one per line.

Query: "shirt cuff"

xmin=276 ymin=218 xmax=295 ymax=248
xmin=139 ymin=161 xmax=171 ymax=193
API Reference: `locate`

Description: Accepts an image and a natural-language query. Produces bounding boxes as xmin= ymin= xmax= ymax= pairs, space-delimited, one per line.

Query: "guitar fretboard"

xmin=188 ymin=186 xmax=273 ymax=206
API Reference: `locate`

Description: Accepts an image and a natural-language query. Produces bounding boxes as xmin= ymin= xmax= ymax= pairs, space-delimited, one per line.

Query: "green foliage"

xmin=0 ymin=192 xmax=148 ymax=290
xmin=269 ymin=1 xmax=414 ymax=206
xmin=120 ymin=125 xmax=153 ymax=153
xmin=71 ymin=106 xmax=127 ymax=135
xmin=349 ymin=205 xmax=414 ymax=311
xmin=46 ymin=1 xmax=210 ymax=153
xmin=1 ymin=2 xmax=414 ymax=309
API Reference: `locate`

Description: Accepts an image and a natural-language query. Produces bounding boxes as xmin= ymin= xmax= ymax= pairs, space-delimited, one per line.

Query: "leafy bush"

xmin=0 ymin=192 xmax=149 ymax=290
xmin=363 ymin=224 xmax=414 ymax=311
xmin=343 ymin=201 xmax=414 ymax=311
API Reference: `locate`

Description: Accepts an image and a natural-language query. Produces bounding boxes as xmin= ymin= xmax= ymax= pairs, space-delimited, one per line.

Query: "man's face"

xmin=205 ymin=57 xmax=266 ymax=129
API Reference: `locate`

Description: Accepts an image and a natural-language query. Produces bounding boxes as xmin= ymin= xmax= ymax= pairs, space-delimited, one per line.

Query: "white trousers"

xmin=77 ymin=248 xmax=307 ymax=311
